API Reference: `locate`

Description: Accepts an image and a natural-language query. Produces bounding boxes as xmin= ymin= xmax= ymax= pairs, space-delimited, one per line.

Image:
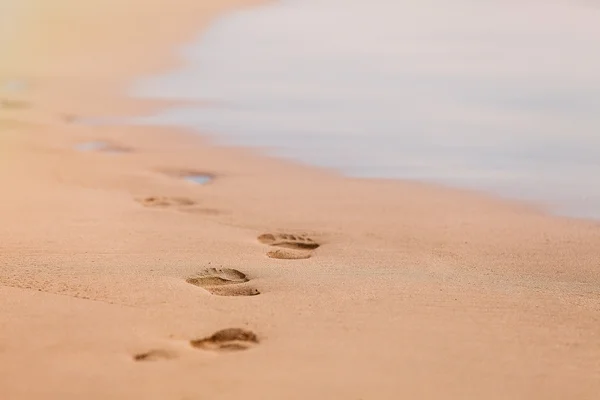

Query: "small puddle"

xmin=184 ymin=174 xmax=213 ymax=185
xmin=162 ymin=169 xmax=215 ymax=184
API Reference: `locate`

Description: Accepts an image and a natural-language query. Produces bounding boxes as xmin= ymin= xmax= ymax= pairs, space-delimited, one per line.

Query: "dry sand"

xmin=1 ymin=0 xmax=600 ymax=399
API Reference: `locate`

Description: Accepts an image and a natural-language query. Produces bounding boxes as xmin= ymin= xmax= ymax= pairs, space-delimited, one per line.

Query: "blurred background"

xmin=132 ymin=0 xmax=600 ymax=219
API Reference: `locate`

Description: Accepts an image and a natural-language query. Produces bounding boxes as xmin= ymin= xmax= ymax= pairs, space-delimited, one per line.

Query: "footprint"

xmin=186 ymin=268 xmax=248 ymax=286
xmin=190 ymin=328 xmax=259 ymax=351
xmin=62 ymin=113 xmax=77 ymax=123
xmin=0 ymin=99 xmax=29 ymax=110
xmin=186 ymin=268 xmax=260 ymax=297
xmin=133 ymin=349 xmax=177 ymax=362
xmin=136 ymin=196 xmax=222 ymax=215
xmin=179 ymin=207 xmax=223 ymax=216
xmin=258 ymin=233 xmax=320 ymax=250
xmin=267 ymin=249 xmax=312 ymax=260
xmin=137 ymin=196 xmax=196 ymax=208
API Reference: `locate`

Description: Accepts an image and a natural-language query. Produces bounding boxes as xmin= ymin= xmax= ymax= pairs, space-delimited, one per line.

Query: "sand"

xmin=1 ymin=0 xmax=600 ymax=399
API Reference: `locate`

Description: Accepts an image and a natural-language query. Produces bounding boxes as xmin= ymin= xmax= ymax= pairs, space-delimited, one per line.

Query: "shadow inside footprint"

xmin=137 ymin=196 xmax=196 ymax=208
xmin=187 ymin=268 xmax=248 ymax=286
xmin=186 ymin=268 xmax=259 ymax=296
xmin=258 ymin=233 xmax=320 ymax=250
xmin=207 ymin=286 xmax=261 ymax=297
xmin=136 ymin=196 xmax=224 ymax=216
xmin=191 ymin=328 xmax=259 ymax=352
xmin=133 ymin=349 xmax=177 ymax=362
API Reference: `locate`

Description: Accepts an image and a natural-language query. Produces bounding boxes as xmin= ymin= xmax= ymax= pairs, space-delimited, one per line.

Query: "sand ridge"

xmin=1 ymin=0 xmax=600 ymax=399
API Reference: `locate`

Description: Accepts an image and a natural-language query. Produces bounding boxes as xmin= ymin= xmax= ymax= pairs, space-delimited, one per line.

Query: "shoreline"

xmin=2 ymin=1 xmax=600 ymax=399
xmin=129 ymin=0 xmax=600 ymax=222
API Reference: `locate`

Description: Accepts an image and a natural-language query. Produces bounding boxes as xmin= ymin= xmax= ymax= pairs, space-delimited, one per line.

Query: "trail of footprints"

xmin=134 ymin=232 xmax=320 ymax=361
xmin=2 ymin=81 xmax=263 ymax=360
xmin=58 ymin=125 xmax=323 ymax=360
xmin=134 ymin=233 xmax=320 ymax=360
xmin=134 ymin=267 xmax=260 ymax=362
xmin=134 ymin=269 xmax=260 ymax=361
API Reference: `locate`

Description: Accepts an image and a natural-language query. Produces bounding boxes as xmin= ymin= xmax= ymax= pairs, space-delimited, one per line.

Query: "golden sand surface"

xmin=1 ymin=1 xmax=599 ymax=399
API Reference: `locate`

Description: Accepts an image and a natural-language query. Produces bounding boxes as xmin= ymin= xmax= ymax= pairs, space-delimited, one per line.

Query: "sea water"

xmin=132 ymin=0 xmax=600 ymax=219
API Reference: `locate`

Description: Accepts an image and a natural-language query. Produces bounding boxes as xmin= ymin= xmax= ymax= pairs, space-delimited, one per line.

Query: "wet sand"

xmin=1 ymin=0 xmax=600 ymax=399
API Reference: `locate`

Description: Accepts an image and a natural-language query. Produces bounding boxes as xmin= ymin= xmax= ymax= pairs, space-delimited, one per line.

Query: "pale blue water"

xmin=132 ymin=0 xmax=600 ymax=219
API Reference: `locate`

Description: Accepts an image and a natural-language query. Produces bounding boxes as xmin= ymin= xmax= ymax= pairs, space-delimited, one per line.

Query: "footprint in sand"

xmin=258 ymin=233 xmax=320 ymax=250
xmin=266 ymin=249 xmax=312 ymax=260
xmin=137 ymin=196 xmax=196 ymax=208
xmin=61 ymin=113 xmax=77 ymax=123
xmin=0 ymin=99 xmax=30 ymax=110
xmin=186 ymin=268 xmax=260 ymax=297
xmin=136 ymin=196 xmax=222 ymax=215
xmin=133 ymin=349 xmax=177 ymax=362
xmin=257 ymin=233 xmax=321 ymax=260
xmin=190 ymin=328 xmax=259 ymax=352
xmin=134 ymin=329 xmax=259 ymax=362
xmin=258 ymin=233 xmax=320 ymax=260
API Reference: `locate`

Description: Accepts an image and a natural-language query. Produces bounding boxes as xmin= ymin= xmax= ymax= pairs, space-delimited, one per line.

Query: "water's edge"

xmin=131 ymin=0 xmax=600 ymax=220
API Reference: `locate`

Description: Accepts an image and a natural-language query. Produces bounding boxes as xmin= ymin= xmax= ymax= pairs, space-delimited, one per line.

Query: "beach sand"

xmin=1 ymin=0 xmax=600 ymax=399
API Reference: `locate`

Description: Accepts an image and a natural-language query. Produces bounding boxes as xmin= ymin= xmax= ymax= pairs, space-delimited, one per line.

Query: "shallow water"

xmin=132 ymin=0 xmax=600 ymax=219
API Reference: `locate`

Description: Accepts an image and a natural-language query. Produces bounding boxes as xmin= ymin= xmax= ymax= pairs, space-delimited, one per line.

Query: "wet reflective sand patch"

xmin=75 ymin=141 xmax=131 ymax=153
xmin=161 ymin=169 xmax=215 ymax=184
xmin=184 ymin=174 xmax=213 ymax=184
xmin=1 ymin=80 xmax=27 ymax=93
